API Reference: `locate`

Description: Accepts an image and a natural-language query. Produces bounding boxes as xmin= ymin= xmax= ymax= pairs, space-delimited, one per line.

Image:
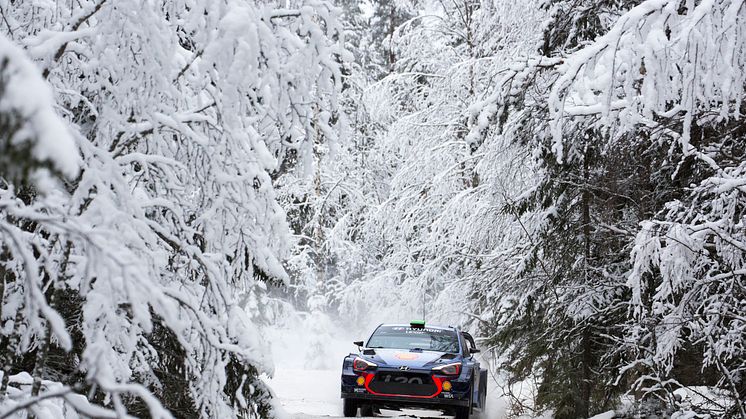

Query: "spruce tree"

xmin=481 ymin=0 xmax=647 ymax=417
xmin=480 ymin=0 xmax=746 ymax=416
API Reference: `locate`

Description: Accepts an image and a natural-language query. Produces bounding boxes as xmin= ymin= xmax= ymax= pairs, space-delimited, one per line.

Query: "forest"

xmin=0 ymin=0 xmax=744 ymax=418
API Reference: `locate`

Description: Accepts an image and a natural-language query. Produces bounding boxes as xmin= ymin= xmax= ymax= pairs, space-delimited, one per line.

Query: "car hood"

xmin=365 ymin=348 xmax=458 ymax=369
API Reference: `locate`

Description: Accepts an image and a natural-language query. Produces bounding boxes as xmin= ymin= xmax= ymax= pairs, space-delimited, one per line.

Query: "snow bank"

xmin=0 ymin=371 xmax=116 ymax=419
xmin=588 ymin=411 xmax=616 ymax=419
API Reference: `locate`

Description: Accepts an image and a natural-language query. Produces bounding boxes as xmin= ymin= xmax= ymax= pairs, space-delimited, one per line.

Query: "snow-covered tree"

xmin=472 ymin=0 xmax=746 ymax=416
xmin=562 ymin=1 xmax=746 ymax=415
xmin=1 ymin=1 xmax=346 ymax=417
xmin=285 ymin=0 xmax=544 ymax=332
xmin=0 ymin=30 xmax=80 ymax=406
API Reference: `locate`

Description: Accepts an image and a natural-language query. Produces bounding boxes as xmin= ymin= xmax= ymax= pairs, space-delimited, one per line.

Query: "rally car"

xmin=340 ymin=321 xmax=487 ymax=418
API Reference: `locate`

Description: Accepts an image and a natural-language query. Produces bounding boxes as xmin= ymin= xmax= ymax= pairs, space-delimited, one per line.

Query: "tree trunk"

xmin=0 ymin=308 xmax=24 ymax=400
xmin=577 ymin=144 xmax=593 ymax=418
xmin=578 ymin=328 xmax=592 ymax=418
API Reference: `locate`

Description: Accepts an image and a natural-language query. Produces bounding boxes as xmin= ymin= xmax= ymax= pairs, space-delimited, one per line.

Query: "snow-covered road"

xmin=268 ymin=369 xmax=345 ymax=418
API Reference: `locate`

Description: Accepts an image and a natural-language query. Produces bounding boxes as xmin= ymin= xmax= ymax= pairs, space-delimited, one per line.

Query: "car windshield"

xmin=366 ymin=326 xmax=460 ymax=353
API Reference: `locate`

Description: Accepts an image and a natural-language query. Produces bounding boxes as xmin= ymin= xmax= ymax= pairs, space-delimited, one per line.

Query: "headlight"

xmin=432 ymin=362 xmax=461 ymax=376
xmin=353 ymin=357 xmax=377 ymax=371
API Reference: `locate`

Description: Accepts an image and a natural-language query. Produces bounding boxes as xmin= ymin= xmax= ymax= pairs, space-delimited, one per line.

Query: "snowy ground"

xmin=268 ymin=368 xmax=344 ymax=418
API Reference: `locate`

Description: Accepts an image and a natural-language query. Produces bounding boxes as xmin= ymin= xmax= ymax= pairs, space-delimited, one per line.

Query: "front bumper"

xmin=341 ymin=392 xmax=470 ymax=409
xmin=340 ymin=368 xmax=471 ymax=409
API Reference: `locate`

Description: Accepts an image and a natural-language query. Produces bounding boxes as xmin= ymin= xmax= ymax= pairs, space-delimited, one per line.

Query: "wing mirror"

xmin=470 ymin=348 xmax=481 ymax=354
xmin=353 ymin=340 xmax=364 ymax=348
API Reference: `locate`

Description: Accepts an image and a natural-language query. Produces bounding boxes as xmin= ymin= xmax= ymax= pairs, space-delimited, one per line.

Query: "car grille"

xmin=368 ymin=371 xmax=438 ymax=397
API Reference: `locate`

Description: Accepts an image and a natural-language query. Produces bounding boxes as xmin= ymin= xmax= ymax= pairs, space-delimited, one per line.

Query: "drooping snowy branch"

xmin=1 ymin=1 xmax=347 ymax=417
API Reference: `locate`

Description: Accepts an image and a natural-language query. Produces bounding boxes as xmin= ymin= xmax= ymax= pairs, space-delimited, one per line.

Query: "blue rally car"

xmin=341 ymin=321 xmax=487 ymax=418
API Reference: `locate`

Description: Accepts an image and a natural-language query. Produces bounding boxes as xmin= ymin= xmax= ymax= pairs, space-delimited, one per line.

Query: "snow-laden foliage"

xmin=278 ymin=0 xmax=544 ymax=335
xmin=466 ymin=0 xmax=746 ymax=416
xmin=0 ymin=34 xmax=78 ymax=184
xmin=3 ymin=0 xmax=744 ymax=417
xmin=0 ymin=32 xmax=88 ymax=416
xmin=0 ymin=1 xmax=345 ymax=417
xmin=545 ymin=0 xmax=746 ymax=415
xmin=547 ymin=0 xmax=746 ymax=162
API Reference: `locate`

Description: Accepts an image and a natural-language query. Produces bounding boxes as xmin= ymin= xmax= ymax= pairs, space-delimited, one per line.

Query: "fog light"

xmin=442 ymin=381 xmax=452 ymax=391
xmin=356 ymin=376 xmax=365 ymax=386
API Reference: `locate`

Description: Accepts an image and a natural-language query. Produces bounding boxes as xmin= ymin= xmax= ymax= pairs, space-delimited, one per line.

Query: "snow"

xmin=0 ymin=372 xmax=121 ymax=419
xmin=588 ymin=412 xmax=616 ymax=419
xmin=2 ymin=0 xmax=744 ymax=417
xmin=1 ymin=2 xmax=348 ymax=417
xmin=23 ymin=28 xmax=95 ymax=61
xmin=267 ymin=369 xmax=347 ymax=418
xmin=0 ymin=33 xmax=79 ymax=179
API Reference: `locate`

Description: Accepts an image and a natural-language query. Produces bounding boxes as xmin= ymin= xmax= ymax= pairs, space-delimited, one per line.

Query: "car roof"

xmin=378 ymin=323 xmax=458 ymax=331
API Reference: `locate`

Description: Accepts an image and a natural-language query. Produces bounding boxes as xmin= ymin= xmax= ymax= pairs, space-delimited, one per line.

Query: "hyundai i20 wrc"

xmin=341 ymin=321 xmax=487 ymax=418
